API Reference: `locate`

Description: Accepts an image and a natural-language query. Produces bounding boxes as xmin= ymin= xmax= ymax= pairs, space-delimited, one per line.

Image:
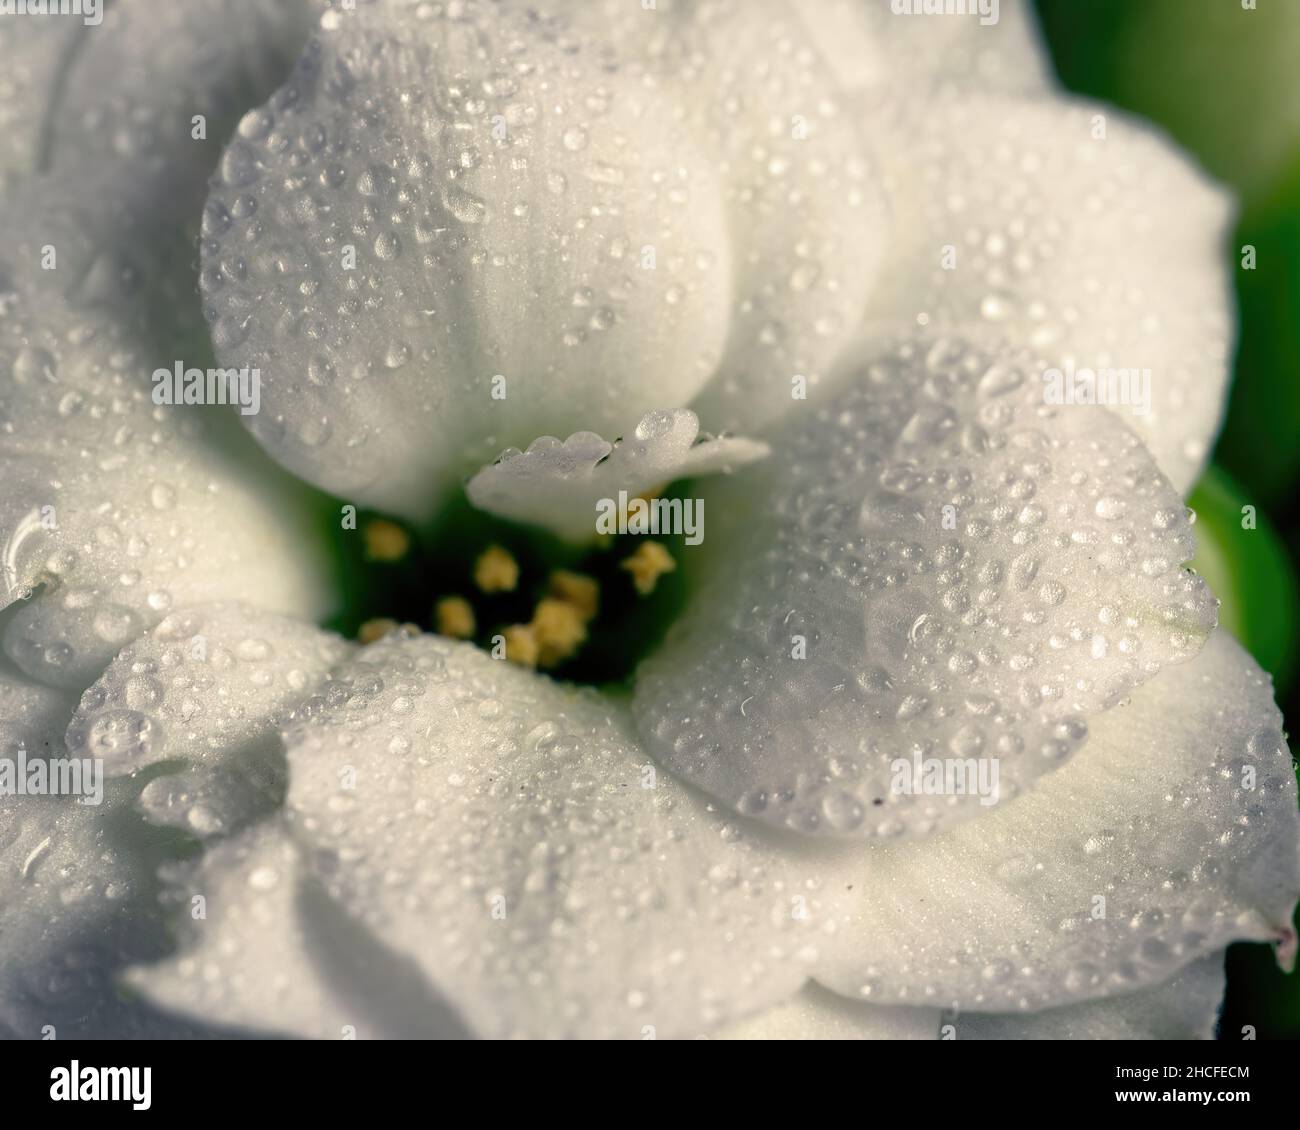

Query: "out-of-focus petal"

xmin=791 ymin=0 xmax=1053 ymax=95
xmin=0 ymin=194 xmax=335 ymax=690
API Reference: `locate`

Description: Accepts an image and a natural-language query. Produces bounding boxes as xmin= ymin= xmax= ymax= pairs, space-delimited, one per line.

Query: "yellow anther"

xmin=547 ymin=570 xmax=600 ymax=623
xmin=434 ymin=596 xmax=476 ymax=640
xmin=474 ymin=544 xmax=520 ymax=594
xmin=502 ymin=624 xmax=540 ymax=668
xmin=621 ymin=541 xmax=677 ymax=596
xmin=363 ymin=519 xmax=410 ymax=563
xmin=530 ymin=597 xmax=588 ymax=668
xmin=358 ymin=617 xmax=400 ymax=644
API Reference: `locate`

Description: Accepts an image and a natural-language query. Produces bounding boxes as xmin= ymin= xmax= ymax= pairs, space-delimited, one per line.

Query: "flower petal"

xmin=809 ymin=630 xmax=1299 ymax=1011
xmin=2 ymin=602 xmax=354 ymax=1036
xmin=860 ymin=92 xmax=1235 ymax=493
xmin=633 ymin=0 xmax=889 ymax=435
xmin=0 ymin=670 xmax=203 ymax=1037
xmin=126 ymin=820 xmax=470 ymax=1039
xmin=279 ymin=634 xmax=826 ymax=1039
xmin=199 ymin=0 xmax=734 ymax=520
xmin=65 ymin=605 xmax=348 ymax=842
xmin=0 ymin=15 xmax=72 ymax=189
xmin=633 ymin=333 xmax=1216 ymax=838
xmin=791 ymin=0 xmax=1053 ymax=95
xmin=0 ymin=661 xmax=77 ymax=756
xmin=466 ymin=409 xmax=768 ymax=541
xmin=127 ymin=628 xmax=1293 ymax=1035
xmin=714 ymin=953 xmax=1225 ymax=1040
xmin=0 ymin=0 xmax=321 ymax=353
xmin=0 ymin=793 xmax=158 ymax=1038
xmin=124 ymin=823 xmax=350 ymax=1038
xmin=0 ymin=0 xmax=332 ymax=691
xmin=35 ymin=0 xmax=318 ymax=187
xmin=0 ymin=192 xmax=335 ymax=689
xmin=714 ymin=983 xmax=939 ymax=1040
xmin=66 ymin=605 xmax=348 ymax=780
xmin=948 ymin=954 xmax=1226 ymax=1040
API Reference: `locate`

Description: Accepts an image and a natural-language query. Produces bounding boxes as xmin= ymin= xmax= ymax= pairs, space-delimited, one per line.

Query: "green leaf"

xmin=1035 ymin=0 xmax=1300 ymax=203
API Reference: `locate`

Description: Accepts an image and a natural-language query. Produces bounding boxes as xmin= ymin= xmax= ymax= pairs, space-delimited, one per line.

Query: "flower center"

xmin=322 ymin=488 xmax=694 ymax=687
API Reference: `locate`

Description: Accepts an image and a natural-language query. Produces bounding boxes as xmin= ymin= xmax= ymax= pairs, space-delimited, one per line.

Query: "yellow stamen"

xmin=531 ymin=597 xmax=588 ymax=668
xmin=547 ymin=570 xmax=600 ymax=623
xmin=474 ymin=544 xmax=520 ymax=594
xmin=621 ymin=541 xmax=677 ymax=596
xmin=358 ymin=617 xmax=400 ymax=644
xmin=363 ymin=519 xmax=410 ymax=563
xmin=434 ymin=596 xmax=476 ymax=640
xmin=502 ymin=624 xmax=540 ymax=668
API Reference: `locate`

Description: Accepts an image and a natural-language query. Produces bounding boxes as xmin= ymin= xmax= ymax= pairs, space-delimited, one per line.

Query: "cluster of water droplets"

xmin=641 ymin=0 xmax=888 ymax=434
xmin=858 ymin=89 xmax=1232 ymax=494
xmin=64 ymin=606 xmax=348 ymax=840
xmin=268 ymin=632 xmax=849 ymax=1038
xmin=0 ymin=169 xmax=331 ymax=691
xmin=634 ymin=332 xmax=1217 ymax=839
xmin=808 ymin=632 xmax=1299 ymax=1012
xmin=200 ymin=0 xmax=738 ymax=519
xmin=122 ymin=626 xmax=1299 ymax=1031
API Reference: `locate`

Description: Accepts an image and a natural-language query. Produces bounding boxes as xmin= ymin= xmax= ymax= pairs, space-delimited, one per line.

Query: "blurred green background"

xmin=1033 ymin=0 xmax=1300 ymax=1040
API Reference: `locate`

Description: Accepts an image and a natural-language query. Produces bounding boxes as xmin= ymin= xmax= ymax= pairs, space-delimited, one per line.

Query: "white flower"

xmin=0 ymin=0 xmax=1295 ymax=1041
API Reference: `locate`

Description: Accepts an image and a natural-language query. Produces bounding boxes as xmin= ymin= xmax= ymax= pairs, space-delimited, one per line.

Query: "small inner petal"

xmin=465 ymin=409 xmax=768 ymax=542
